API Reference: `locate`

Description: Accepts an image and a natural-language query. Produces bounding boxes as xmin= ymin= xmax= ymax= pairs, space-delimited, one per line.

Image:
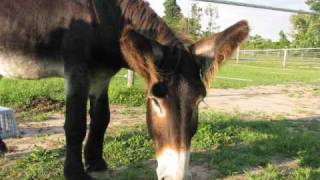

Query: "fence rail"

xmin=234 ymin=48 xmax=320 ymax=69
xmin=125 ymin=48 xmax=320 ymax=87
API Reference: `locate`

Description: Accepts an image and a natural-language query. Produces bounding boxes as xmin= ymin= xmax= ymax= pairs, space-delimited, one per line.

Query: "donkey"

xmin=0 ymin=0 xmax=249 ymax=179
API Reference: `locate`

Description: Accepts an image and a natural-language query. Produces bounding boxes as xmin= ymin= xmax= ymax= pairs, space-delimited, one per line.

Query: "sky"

xmin=147 ymin=0 xmax=311 ymax=41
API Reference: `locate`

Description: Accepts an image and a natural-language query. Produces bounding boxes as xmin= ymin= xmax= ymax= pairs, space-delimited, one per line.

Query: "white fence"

xmin=234 ymin=48 xmax=320 ymax=69
xmin=125 ymin=48 xmax=320 ymax=87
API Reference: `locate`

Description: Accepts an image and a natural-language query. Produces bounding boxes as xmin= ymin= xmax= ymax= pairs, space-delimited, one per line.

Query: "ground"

xmin=4 ymin=106 xmax=146 ymax=158
xmin=1 ymin=83 xmax=319 ymax=179
xmin=203 ymin=83 xmax=320 ymax=119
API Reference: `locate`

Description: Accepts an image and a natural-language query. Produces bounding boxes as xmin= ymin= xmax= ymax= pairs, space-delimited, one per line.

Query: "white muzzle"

xmin=156 ymin=149 xmax=192 ymax=180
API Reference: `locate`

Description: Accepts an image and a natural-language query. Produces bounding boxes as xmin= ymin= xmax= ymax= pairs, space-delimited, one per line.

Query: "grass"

xmin=248 ymin=164 xmax=320 ymax=180
xmin=1 ymin=112 xmax=319 ymax=179
xmin=0 ymin=57 xmax=320 ymax=122
xmin=0 ymin=71 xmax=145 ymax=108
xmin=213 ymin=60 xmax=320 ymax=88
xmin=1 ymin=60 xmax=319 ymax=108
xmin=0 ymin=78 xmax=65 ymax=107
xmin=0 ymin=71 xmax=146 ymax=122
xmin=313 ymin=87 xmax=320 ymax=96
xmin=237 ymin=54 xmax=320 ymax=69
xmin=1 ymin=59 xmax=319 ymax=123
xmin=0 ymin=58 xmax=319 ymax=178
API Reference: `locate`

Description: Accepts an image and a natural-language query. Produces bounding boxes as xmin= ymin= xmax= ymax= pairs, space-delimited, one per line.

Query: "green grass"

xmin=237 ymin=54 xmax=320 ymax=69
xmin=1 ymin=112 xmax=319 ymax=179
xmin=0 ymin=70 xmax=146 ymax=123
xmin=0 ymin=71 xmax=146 ymax=108
xmin=0 ymin=78 xmax=65 ymax=107
xmin=248 ymin=164 xmax=320 ymax=180
xmin=213 ymin=60 xmax=320 ymax=88
xmin=1 ymin=61 xmax=319 ymax=109
xmin=0 ymin=60 xmax=319 ymax=122
xmin=313 ymin=87 xmax=320 ymax=96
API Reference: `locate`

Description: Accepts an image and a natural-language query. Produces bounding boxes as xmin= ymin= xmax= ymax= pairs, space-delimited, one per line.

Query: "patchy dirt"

xmin=201 ymin=84 xmax=320 ymax=120
xmin=6 ymin=84 xmax=319 ymax=156
xmin=16 ymin=98 xmax=64 ymax=113
xmin=15 ymin=97 xmax=65 ymax=123
xmin=190 ymin=159 xmax=218 ymax=180
xmin=4 ymin=105 xmax=146 ymax=158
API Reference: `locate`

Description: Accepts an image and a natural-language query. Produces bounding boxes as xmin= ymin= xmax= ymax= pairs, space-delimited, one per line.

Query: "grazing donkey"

xmin=0 ymin=0 xmax=249 ymax=179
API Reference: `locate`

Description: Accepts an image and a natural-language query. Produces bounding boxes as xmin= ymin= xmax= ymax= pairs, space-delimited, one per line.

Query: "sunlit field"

xmin=0 ymin=112 xmax=319 ymax=179
xmin=0 ymin=57 xmax=319 ymax=179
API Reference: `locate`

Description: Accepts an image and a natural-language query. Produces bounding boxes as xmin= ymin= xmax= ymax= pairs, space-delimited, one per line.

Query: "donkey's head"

xmin=120 ymin=20 xmax=249 ymax=180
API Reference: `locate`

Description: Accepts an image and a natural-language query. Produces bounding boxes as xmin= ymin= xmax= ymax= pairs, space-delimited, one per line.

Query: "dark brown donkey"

xmin=0 ymin=0 xmax=249 ymax=179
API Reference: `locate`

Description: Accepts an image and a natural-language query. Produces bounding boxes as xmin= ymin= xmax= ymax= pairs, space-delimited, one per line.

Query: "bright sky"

xmin=147 ymin=0 xmax=311 ymax=40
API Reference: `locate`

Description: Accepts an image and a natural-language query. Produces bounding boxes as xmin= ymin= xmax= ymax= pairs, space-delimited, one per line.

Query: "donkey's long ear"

xmin=120 ymin=26 xmax=164 ymax=83
xmin=190 ymin=20 xmax=249 ymax=87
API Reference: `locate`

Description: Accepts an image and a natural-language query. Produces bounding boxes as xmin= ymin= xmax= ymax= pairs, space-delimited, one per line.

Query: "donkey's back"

xmin=0 ymin=0 xmax=94 ymax=79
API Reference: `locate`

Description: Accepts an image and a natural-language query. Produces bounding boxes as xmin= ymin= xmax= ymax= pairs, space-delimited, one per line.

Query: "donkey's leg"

xmin=63 ymin=73 xmax=91 ymax=180
xmin=85 ymin=84 xmax=110 ymax=172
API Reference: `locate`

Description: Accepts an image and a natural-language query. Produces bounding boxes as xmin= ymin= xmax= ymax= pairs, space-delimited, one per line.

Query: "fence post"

xmin=236 ymin=46 xmax=240 ymax=63
xmin=282 ymin=49 xmax=288 ymax=68
xmin=127 ymin=70 xmax=134 ymax=87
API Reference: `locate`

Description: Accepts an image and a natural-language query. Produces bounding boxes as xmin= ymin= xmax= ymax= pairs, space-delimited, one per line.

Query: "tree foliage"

xmin=277 ymin=30 xmax=290 ymax=48
xmin=188 ymin=3 xmax=203 ymax=37
xmin=306 ymin=0 xmax=320 ymax=12
xmin=243 ymin=32 xmax=291 ymax=49
xmin=290 ymin=0 xmax=320 ymax=47
xmin=163 ymin=0 xmax=183 ymax=28
xmin=163 ymin=1 xmax=204 ymax=41
xmin=243 ymin=35 xmax=274 ymax=49
xmin=203 ymin=5 xmax=220 ymax=37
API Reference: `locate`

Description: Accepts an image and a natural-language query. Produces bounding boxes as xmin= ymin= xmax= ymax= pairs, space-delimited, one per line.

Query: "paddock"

xmin=1 ymin=57 xmax=319 ymax=179
xmin=1 ymin=0 xmax=320 ymax=179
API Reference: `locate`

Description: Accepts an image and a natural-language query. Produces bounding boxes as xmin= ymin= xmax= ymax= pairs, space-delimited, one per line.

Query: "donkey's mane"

xmin=118 ymin=0 xmax=184 ymax=48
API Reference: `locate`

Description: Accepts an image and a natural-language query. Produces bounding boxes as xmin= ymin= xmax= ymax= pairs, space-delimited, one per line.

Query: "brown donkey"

xmin=0 ymin=0 xmax=249 ymax=179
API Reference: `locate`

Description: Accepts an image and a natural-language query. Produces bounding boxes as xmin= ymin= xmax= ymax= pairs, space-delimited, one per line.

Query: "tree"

xmin=203 ymin=5 xmax=219 ymax=36
xmin=163 ymin=0 xmax=183 ymax=28
xmin=188 ymin=3 xmax=203 ymax=38
xmin=277 ymin=30 xmax=290 ymax=48
xmin=243 ymin=35 xmax=276 ymax=49
xmin=306 ymin=0 xmax=320 ymax=12
xmin=291 ymin=1 xmax=320 ymax=47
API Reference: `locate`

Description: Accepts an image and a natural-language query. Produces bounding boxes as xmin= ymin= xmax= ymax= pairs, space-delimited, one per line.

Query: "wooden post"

xmin=236 ymin=46 xmax=240 ymax=64
xmin=127 ymin=70 xmax=134 ymax=87
xmin=283 ymin=49 xmax=288 ymax=68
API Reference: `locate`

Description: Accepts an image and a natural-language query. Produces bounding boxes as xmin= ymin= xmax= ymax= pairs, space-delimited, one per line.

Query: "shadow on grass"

xmin=190 ymin=114 xmax=320 ymax=178
xmin=101 ymin=114 xmax=320 ymax=179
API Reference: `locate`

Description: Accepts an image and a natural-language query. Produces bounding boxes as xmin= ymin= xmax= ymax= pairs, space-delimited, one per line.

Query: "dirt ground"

xmin=201 ymin=84 xmax=320 ymax=120
xmin=4 ymin=106 xmax=146 ymax=158
xmin=2 ymin=83 xmax=320 ymax=179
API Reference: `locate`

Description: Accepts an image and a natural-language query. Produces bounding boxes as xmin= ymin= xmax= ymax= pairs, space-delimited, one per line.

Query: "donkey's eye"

xmin=151 ymin=82 xmax=167 ymax=98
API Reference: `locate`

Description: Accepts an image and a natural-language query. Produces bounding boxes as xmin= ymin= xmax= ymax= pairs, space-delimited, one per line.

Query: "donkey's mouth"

xmin=156 ymin=148 xmax=191 ymax=180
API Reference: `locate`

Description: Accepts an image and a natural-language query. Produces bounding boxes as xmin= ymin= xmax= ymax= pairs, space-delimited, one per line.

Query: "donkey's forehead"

xmin=164 ymin=74 xmax=206 ymax=100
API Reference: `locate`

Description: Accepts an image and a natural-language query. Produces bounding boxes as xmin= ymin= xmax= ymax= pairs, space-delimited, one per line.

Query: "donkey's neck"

xmin=117 ymin=0 xmax=184 ymax=48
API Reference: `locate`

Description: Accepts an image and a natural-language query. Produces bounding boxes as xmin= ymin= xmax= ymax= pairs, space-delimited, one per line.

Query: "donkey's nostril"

xmin=161 ymin=177 xmax=175 ymax=180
